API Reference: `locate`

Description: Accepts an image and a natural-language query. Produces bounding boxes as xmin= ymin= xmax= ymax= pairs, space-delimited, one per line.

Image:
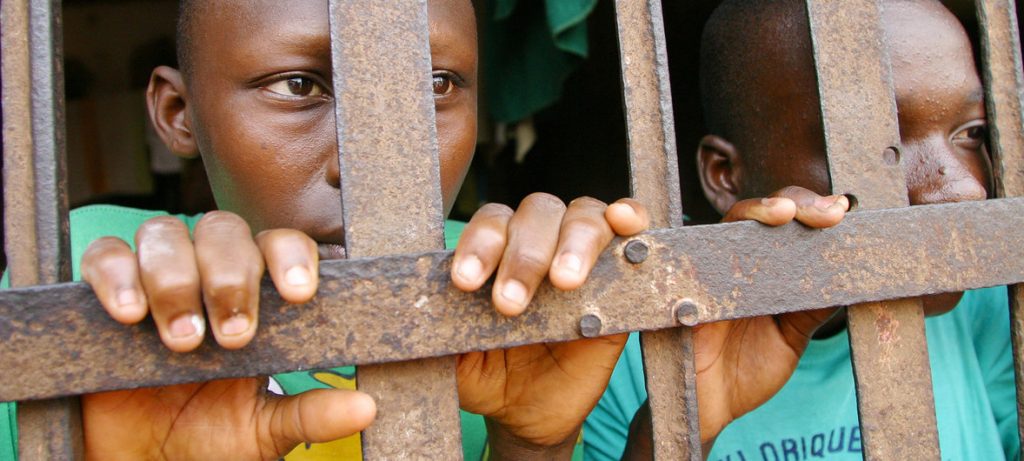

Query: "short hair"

xmin=175 ymin=0 xmax=204 ymax=78
xmin=699 ymin=0 xmax=819 ymax=168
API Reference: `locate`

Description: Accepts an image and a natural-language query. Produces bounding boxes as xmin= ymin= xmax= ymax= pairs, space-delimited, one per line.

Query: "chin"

xmin=921 ymin=292 xmax=965 ymax=317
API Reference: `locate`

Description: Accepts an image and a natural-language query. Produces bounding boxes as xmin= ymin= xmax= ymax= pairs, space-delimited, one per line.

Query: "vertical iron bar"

xmin=329 ymin=1 xmax=463 ymax=459
xmin=1 ymin=0 xmax=79 ymax=459
xmin=806 ymin=1 xmax=941 ymax=459
xmin=613 ymin=1 xmax=698 ymax=459
xmin=975 ymin=0 xmax=1024 ymax=449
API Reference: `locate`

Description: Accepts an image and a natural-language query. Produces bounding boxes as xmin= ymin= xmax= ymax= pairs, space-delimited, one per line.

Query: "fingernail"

xmin=169 ymin=313 xmax=204 ymax=339
xmin=116 ymin=288 xmax=139 ymax=308
xmin=558 ymin=253 xmax=583 ymax=275
xmin=220 ymin=313 xmax=250 ymax=336
xmin=456 ymin=255 xmax=483 ymax=283
xmin=501 ymin=280 xmax=528 ymax=307
xmin=833 ymin=195 xmax=850 ymax=210
xmin=285 ymin=266 xmax=311 ymax=286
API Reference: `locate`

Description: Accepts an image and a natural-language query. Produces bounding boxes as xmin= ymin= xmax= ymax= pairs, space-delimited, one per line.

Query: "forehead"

xmin=882 ymin=1 xmax=979 ymax=101
xmin=189 ymin=0 xmax=475 ymax=58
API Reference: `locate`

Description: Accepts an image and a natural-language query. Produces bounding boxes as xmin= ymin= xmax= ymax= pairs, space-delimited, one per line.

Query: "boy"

xmin=1 ymin=1 xmax=845 ymax=460
xmin=586 ymin=0 xmax=1018 ymax=459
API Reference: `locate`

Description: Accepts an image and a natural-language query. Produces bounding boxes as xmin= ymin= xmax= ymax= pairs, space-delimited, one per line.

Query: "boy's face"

xmin=704 ymin=0 xmax=989 ymax=315
xmin=163 ymin=0 xmax=476 ymax=252
xmin=739 ymin=1 xmax=989 ymax=203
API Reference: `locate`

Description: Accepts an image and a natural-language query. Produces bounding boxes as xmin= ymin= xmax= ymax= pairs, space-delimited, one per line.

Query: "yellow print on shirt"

xmin=283 ymin=370 xmax=362 ymax=460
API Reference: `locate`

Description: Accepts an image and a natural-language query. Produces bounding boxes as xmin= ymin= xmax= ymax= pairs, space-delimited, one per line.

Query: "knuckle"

xmin=82 ymin=237 xmax=129 ymax=263
xmin=479 ymin=202 xmax=514 ymax=218
xmin=147 ymin=273 xmax=200 ymax=301
xmin=204 ymin=278 xmax=249 ymax=307
xmin=258 ymin=228 xmax=313 ymax=249
xmin=521 ymin=192 xmax=567 ymax=212
xmin=508 ymin=249 xmax=551 ymax=274
xmin=564 ymin=216 xmax=609 ymax=241
xmin=138 ymin=215 xmax=189 ymax=236
xmin=568 ymin=196 xmax=606 ymax=209
xmin=472 ymin=227 xmax=507 ymax=249
xmin=196 ymin=211 xmax=252 ymax=236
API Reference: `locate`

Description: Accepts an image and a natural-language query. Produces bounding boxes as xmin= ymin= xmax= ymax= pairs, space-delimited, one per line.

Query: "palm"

xmin=456 ymin=334 xmax=628 ymax=446
xmin=693 ymin=308 xmax=834 ymax=439
xmin=83 ymin=375 xmax=373 ymax=461
xmin=83 ymin=378 xmax=280 ymax=460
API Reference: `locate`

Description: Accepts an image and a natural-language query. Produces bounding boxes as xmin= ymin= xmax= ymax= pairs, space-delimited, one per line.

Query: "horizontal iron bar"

xmin=1 ymin=197 xmax=1023 ymax=401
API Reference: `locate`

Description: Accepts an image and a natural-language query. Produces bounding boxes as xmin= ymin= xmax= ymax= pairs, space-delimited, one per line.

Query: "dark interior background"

xmin=0 ymin=0 xmax=1010 ymax=271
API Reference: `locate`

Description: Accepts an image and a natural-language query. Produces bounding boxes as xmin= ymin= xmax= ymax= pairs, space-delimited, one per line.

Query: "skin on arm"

xmin=621 ymin=186 xmax=848 ymax=458
xmin=622 ymin=0 xmax=992 ymax=456
xmin=451 ymin=194 xmax=650 ymax=455
xmin=79 ymin=0 xmax=476 ymax=458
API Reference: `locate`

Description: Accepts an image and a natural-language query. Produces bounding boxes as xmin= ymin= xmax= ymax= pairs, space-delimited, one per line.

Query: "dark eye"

xmin=952 ymin=121 xmax=987 ymax=150
xmin=265 ymin=77 xmax=326 ymax=98
xmin=432 ymin=72 xmax=456 ymax=97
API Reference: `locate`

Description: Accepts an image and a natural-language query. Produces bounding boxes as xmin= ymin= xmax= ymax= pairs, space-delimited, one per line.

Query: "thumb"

xmin=258 ymin=389 xmax=377 ymax=459
xmin=777 ymin=307 xmax=839 ymax=353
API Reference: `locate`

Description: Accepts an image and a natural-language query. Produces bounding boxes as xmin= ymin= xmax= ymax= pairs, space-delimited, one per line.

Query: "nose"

xmin=902 ymin=137 xmax=989 ymax=206
xmin=326 ymin=148 xmax=341 ymax=188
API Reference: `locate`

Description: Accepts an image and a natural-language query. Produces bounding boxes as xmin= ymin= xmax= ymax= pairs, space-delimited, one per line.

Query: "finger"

xmin=194 ymin=211 xmax=265 ymax=350
xmin=493 ymin=193 xmax=566 ymax=316
xmin=136 ymin=216 xmax=204 ymax=352
xmin=256 ymin=229 xmax=319 ymax=303
xmin=721 ymin=197 xmax=797 ymax=226
xmin=451 ymin=203 xmax=513 ymax=291
xmin=259 ymin=389 xmax=376 ymax=459
xmin=777 ymin=306 xmax=840 ymax=353
xmin=604 ymin=198 xmax=650 ymax=236
xmin=770 ymin=186 xmax=849 ymax=229
xmin=549 ymin=197 xmax=613 ymax=290
xmin=81 ymin=237 xmax=148 ymax=324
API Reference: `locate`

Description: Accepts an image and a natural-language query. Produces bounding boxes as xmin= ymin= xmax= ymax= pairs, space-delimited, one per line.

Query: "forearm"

xmin=484 ymin=418 xmax=579 ymax=461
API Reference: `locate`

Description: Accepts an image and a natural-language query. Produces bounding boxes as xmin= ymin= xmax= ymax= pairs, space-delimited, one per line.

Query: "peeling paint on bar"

xmin=807 ymin=0 xmax=940 ymax=458
xmin=1 ymin=0 xmax=81 ymax=459
xmin=613 ymin=0 xmax=701 ymax=458
xmin=328 ymin=0 xmax=463 ymax=458
xmin=975 ymin=0 xmax=1024 ymax=450
xmin=1 ymin=199 xmax=1023 ymax=402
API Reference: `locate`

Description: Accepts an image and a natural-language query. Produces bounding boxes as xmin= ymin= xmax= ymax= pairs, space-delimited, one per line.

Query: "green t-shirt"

xmin=584 ymin=286 xmax=1020 ymax=460
xmin=0 ymin=205 xmax=501 ymax=460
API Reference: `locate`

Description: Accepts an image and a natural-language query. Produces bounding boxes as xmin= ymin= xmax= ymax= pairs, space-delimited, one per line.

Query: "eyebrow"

xmin=269 ymin=30 xmax=331 ymax=60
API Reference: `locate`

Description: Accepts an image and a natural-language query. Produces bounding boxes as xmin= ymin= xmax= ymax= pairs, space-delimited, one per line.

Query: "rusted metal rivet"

xmin=674 ymin=299 xmax=699 ymax=326
xmin=579 ymin=313 xmax=604 ymax=338
xmin=883 ymin=146 xmax=900 ymax=166
xmin=623 ymin=240 xmax=649 ymax=264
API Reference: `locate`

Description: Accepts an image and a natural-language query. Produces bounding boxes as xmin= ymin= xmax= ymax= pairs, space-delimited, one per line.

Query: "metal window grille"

xmin=2 ymin=0 xmax=1024 ymax=459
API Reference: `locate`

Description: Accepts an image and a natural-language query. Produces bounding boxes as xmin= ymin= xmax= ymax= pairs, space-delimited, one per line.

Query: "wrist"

xmin=484 ymin=418 xmax=579 ymax=461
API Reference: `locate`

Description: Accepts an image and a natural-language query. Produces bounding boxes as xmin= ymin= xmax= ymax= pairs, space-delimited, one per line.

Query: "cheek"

xmin=437 ymin=108 xmax=476 ymax=213
xmin=749 ymin=153 xmax=831 ymax=198
xmin=197 ymin=107 xmax=338 ymax=228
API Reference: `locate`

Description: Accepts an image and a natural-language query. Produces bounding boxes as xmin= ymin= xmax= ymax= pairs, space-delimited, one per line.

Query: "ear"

xmin=697 ymin=134 xmax=743 ymax=216
xmin=147 ymin=66 xmax=199 ymax=158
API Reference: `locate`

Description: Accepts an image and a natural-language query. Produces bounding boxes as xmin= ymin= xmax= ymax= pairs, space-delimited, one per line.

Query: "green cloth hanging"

xmin=484 ymin=0 xmax=597 ymax=123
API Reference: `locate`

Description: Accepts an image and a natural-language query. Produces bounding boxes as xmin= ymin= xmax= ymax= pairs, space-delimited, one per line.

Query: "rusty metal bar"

xmin=975 ymin=0 xmax=1024 ymax=449
xmin=3 ymin=198 xmax=1024 ymax=401
xmin=612 ymin=0 xmax=699 ymax=459
xmin=1 ymin=0 xmax=80 ymax=459
xmin=328 ymin=0 xmax=463 ymax=458
xmin=807 ymin=0 xmax=940 ymax=458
